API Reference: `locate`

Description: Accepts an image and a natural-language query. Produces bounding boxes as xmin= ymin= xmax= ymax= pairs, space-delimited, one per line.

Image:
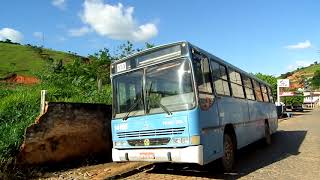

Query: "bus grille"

xmin=127 ymin=138 xmax=171 ymax=146
xmin=117 ymin=127 xmax=185 ymax=138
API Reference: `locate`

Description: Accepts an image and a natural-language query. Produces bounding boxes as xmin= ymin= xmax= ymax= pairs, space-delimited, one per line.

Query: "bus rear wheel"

xmin=265 ymin=122 xmax=271 ymax=145
xmin=221 ymin=133 xmax=235 ymax=172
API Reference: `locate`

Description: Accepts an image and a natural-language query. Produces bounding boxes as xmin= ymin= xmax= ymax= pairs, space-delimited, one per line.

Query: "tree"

xmin=282 ymin=95 xmax=304 ymax=105
xmin=116 ymin=41 xmax=156 ymax=59
xmin=116 ymin=41 xmax=136 ymax=59
xmin=311 ymin=70 xmax=320 ymax=90
xmin=254 ymin=73 xmax=277 ymax=98
xmin=4 ymin=39 xmax=12 ymax=43
xmin=145 ymin=42 xmax=155 ymax=49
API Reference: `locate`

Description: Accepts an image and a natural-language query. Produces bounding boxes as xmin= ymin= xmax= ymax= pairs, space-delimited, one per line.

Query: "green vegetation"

xmin=279 ymin=62 xmax=320 ymax=79
xmin=311 ymin=70 xmax=320 ymax=90
xmin=0 ymin=84 xmax=40 ymax=159
xmin=0 ymin=41 xmax=76 ymax=78
xmin=281 ymin=95 xmax=304 ymax=106
xmin=296 ymin=63 xmax=320 ymax=76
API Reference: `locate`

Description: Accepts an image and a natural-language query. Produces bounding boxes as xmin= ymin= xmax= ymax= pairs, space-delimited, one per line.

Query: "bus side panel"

xmin=247 ymin=100 xmax=267 ymax=143
xmin=247 ymin=101 xmax=278 ymax=144
xmin=199 ymin=103 xmax=223 ymax=164
xmin=217 ymin=97 xmax=250 ymax=149
xmin=267 ymin=103 xmax=278 ymax=134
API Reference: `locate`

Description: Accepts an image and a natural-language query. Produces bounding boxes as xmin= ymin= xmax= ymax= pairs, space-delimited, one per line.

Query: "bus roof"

xmin=112 ymin=41 xmax=187 ymax=64
xmin=112 ymin=41 xmax=272 ymax=87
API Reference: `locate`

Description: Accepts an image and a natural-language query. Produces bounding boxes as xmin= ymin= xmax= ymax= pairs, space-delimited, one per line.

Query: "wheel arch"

xmin=224 ymin=124 xmax=237 ymax=150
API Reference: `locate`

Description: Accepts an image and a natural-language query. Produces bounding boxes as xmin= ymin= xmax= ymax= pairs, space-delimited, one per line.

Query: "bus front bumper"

xmin=112 ymin=145 xmax=203 ymax=165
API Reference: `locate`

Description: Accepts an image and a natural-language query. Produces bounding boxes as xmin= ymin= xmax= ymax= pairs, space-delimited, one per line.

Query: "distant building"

xmin=303 ymin=91 xmax=320 ymax=108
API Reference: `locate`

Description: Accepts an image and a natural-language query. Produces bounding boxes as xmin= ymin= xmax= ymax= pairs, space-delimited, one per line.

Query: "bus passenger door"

xmin=192 ymin=49 xmax=221 ymax=163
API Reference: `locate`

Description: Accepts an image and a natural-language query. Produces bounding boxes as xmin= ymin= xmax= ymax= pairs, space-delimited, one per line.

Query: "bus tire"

xmin=221 ymin=133 xmax=235 ymax=172
xmin=264 ymin=121 xmax=271 ymax=145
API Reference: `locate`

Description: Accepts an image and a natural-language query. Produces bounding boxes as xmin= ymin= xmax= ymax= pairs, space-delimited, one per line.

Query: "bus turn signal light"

xmin=191 ymin=135 xmax=200 ymax=145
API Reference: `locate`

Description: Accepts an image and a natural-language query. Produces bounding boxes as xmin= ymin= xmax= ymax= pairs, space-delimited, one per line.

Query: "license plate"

xmin=139 ymin=152 xmax=155 ymax=159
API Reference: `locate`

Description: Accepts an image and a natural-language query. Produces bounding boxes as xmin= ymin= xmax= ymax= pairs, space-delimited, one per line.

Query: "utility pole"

xmin=42 ymin=32 xmax=45 ymax=47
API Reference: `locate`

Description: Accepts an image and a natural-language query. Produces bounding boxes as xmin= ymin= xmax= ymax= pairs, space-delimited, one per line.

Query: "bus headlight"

xmin=114 ymin=141 xmax=127 ymax=147
xmin=173 ymin=137 xmax=189 ymax=144
xmin=191 ymin=135 xmax=200 ymax=145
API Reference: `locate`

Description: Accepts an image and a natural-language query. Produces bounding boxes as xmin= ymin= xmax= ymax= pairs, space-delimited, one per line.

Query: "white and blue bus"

xmin=111 ymin=41 xmax=277 ymax=171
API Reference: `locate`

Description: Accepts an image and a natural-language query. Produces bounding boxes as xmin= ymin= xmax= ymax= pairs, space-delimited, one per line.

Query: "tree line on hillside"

xmin=279 ymin=61 xmax=318 ymax=79
xmin=0 ymin=39 xmax=21 ymax=45
xmin=311 ymin=70 xmax=320 ymax=89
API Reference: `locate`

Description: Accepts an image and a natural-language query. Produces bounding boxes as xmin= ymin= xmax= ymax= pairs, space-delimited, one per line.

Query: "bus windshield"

xmin=113 ymin=59 xmax=195 ymax=118
xmin=113 ymin=70 xmax=144 ymax=118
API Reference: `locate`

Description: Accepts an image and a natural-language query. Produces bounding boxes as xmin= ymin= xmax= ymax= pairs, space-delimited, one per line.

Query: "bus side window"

xmin=192 ymin=50 xmax=214 ymax=110
xmin=261 ymin=85 xmax=269 ymax=102
xmin=253 ymin=80 xmax=263 ymax=101
xmin=243 ymin=76 xmax=255 ymax=100
xmin=210 ymin=60 xmax=230 ymax=96
xmin=229 ymin=69 xmax=245 ymax=98
xmin=267 ymin=86 xmax=274 ymax=103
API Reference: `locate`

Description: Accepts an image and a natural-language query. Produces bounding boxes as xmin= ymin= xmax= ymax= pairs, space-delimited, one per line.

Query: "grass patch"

xmin=0 ymin=42 xmax=79 ymax=78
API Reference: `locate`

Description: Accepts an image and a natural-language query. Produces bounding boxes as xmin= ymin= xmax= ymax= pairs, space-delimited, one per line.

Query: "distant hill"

xmin=0 ymin=41 xmax=84 ymax=78
xmin=280 ymin=63 xmax=320 ymax=89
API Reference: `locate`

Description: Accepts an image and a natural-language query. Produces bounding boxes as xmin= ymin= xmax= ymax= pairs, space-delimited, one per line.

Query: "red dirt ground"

xmin=1 ymin=74 xmax=40 ymax=84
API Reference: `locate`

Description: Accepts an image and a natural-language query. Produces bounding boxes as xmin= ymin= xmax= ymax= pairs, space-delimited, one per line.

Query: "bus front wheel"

xmin=221 ymin=133 xmax=235 ymax=172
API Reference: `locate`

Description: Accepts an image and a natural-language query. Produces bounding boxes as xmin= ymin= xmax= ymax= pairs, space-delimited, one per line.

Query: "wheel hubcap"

xmin=225 ymin=138 xmax=233 ymax=163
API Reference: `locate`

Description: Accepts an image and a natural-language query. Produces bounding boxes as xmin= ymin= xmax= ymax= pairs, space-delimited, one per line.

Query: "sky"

xmin=0 ymin=0 xmax=319 ymax=76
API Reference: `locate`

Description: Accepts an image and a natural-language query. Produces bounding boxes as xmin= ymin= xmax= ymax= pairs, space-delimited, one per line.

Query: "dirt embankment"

xmin=17 ymin=102 xmax=112 ymax=165
xmin=1 ymin=73 xmax=39 ymax=84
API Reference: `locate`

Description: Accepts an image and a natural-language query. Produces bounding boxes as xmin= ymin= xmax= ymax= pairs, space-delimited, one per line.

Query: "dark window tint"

xmin=210 ymin=60 xmax=230 ymax=96
xmin=267 ymin=86 xmax=274 ymax=103
xmin=242 ymin=76 xmax=255 ymax=100
xmin=229 ymin=69 xmax=245 ymax=98
xmin=253 ymin=80 xmax=263 ymax=101
xmin=261 ymin=85 xmax=269 ymax=102
xmin=192 ymin=50 xmax=214 ymax=110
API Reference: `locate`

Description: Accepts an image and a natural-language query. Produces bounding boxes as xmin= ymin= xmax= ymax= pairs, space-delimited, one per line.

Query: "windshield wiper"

xmin=157 ymin=101 xmax=172 ymax=115
xmin=122 ymin=97 xmax=143 ymax=120
xmin=146 ymin=82 xmax=172 ymax=116
xmin=123 ymin=84 xmax=144 ymax=120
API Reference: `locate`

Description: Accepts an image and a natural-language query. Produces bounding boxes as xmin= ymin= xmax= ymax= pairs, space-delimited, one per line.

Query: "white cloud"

xmin=79 ymin=0 xmax=158 ymax=42
xmin=68 ymin=26 xmax=91 ymax=37
xmin=33 ymin=32 xmax=44 ymax=39
xmin=285 ymin=40 xmax=312 ymax=49
xmin=57 ymin=36 xmax=67 ymax=42
xmin=52 ymin=0 xmax=66 ymax=10
xmin=0 ymin=28 xmax=23 ymax=43
xmin=287 ymin=60 xmax=312 ymax=71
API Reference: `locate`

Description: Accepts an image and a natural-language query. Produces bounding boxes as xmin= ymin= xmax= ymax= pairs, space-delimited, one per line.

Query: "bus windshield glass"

xmin=113 ymin=70 xmax=144 ymax=118
xmin=146 ymin=59 xmax=195 ymax=114
xmin=113 ymin=59 xmax=195 ymax=118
